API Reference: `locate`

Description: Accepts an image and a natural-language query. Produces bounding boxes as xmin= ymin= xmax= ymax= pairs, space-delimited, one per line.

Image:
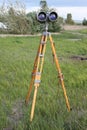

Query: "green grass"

xmin=78 ymin=29 xmax=87 ymax=34
xmin=0 ymin=31 xmax=87 ymax=130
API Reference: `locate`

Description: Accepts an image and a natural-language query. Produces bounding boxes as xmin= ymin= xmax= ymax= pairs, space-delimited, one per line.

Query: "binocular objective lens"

xmin=50 ymin=14 xmax=56 ymax=20
xmin=39 ymin=14 xmax=46 ymax=20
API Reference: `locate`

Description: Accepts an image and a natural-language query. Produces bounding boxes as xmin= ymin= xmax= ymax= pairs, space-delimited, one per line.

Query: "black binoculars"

xmin=37 ymin=11 xmax=58 ymax=23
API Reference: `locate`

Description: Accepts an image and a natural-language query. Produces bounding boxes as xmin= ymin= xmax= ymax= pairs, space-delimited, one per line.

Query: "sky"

xmin=0 ymin=0 xmax=87 ymax=21
xmin=25 ymin=0 xmax=87 ymax=7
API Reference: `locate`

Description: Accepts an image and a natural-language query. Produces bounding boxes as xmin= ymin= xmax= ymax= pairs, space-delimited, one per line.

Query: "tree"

xmin=6 ymin=1 xmax=30 ymax=34
xmin=65 ymin=13 xmax=74 ymax=25
xmin=40 ymin=0 xmax=48 ymax=11
xmin=0 ymin=1 xmax=8 ymax=33
xmin=0 ymin=1 xmax=7 ymax=23
xmin=0 ymin=0 xmax=62 ymax=34
xmin=7 ymin=7 xmax=30 ymax=34
xmin=82 ymin=18 xmax=87 ymax=25
xmin=0 ymin=0 xmax=30 ymax=34
xmin=27 ymin=11 xmax=41 ymax=34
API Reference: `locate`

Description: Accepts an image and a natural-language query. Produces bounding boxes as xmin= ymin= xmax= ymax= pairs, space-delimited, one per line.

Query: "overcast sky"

xmin=0 ymin=0 xmax=87 ymax=20
xmin=25 ymin=0 xmax=87 ymax=7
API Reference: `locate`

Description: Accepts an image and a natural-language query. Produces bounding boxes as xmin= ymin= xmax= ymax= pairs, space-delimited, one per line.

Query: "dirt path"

xmin=0 ymin=34 xmax=41 ymax=37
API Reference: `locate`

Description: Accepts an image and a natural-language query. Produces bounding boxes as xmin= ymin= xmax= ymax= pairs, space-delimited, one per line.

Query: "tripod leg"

xmin=49 ymin=34 xmax=71 ymax=111
xmin=25 ymin=35 xmax=45 ymax=105
xmin=30 ymin=35 xmax=47 ymax=121
xmin=30 ymin=85 xmax=38 ymax=122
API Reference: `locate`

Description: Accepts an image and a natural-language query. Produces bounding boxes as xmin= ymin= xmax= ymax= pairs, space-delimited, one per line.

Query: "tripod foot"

xmin=25 ymin=100 xmax=28 ymax=106
xmin=70 ymin=107 xmax=72 ymax=111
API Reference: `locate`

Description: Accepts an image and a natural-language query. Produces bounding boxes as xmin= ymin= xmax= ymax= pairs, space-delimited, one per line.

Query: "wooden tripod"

xmin=25 ymin=31 xmax=71 ymax=122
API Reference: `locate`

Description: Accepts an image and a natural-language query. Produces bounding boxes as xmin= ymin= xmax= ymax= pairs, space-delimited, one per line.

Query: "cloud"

xmin=48 ymin=0 xmax=87 ymax=7
xmin=25 ymin=0 xmax=87 ymax=7
xmin=26 ymin=6 xmax=87 ymax=21
xmin=56 ymin=7 xmax=87 ymax=20
xmin=1 ymin=0 xmax=86 ymax=21
xmin=26 ymin=6 xmax=40 ymax=13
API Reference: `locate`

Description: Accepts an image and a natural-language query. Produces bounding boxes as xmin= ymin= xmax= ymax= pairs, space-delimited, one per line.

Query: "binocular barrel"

xmin=37 ymin=11 xmax=58 ymax=23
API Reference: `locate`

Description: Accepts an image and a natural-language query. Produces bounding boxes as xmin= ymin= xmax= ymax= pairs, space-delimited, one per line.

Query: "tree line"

xmin=0 ymin=1 xmax=63 ymax=34
xmin=0 ymin=0 xmax=86 ymax=34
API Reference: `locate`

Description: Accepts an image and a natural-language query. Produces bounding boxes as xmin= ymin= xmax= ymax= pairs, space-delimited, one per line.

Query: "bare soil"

xmin=63 ymin=25 xmax=87 ymax=31
xmin=70 ymin=56 xmax=87 ymax=61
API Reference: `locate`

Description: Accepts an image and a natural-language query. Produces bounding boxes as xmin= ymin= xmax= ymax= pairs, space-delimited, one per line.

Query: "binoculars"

xmin=37 ymin=11 xmax=58 ymax=23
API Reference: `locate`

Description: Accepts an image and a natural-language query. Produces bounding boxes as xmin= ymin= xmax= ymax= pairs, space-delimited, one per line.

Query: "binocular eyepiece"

xmin=37 ymin=11 xmax=58 ymax=23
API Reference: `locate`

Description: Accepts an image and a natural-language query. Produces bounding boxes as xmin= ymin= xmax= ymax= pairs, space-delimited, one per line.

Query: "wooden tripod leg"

xmin=25 ymin=76 xmax=35 ymax=105
xmin=30 ymin=35 xmax=47 ymax=121
xmin=25 ymin=46 xmax=40 ymax=105
xmin=25 ymin=36 xmax=44 ymax=105
xmin=30 ymin=85 xmax=38 ymax=122
xmin=49 ymin=34 xmax=71 ymax=111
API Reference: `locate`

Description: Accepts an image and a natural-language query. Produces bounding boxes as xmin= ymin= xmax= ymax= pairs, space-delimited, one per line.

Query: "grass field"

xmin=0 ymin=30 xmax=87 ymax=130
